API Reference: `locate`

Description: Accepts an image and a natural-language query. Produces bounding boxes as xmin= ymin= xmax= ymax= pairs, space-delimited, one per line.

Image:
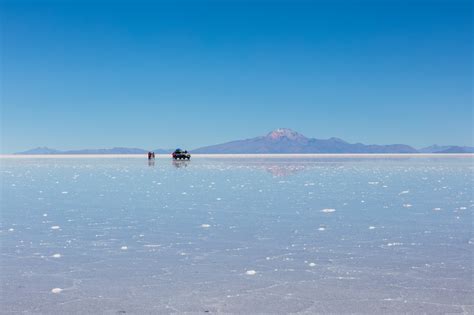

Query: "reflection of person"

xmin=148 ymin=159 xmax=155 ymax=167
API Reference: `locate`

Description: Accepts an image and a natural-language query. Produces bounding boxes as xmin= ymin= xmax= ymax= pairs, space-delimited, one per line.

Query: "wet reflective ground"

xmin=1 ymin=156 xmax=473 ymax=313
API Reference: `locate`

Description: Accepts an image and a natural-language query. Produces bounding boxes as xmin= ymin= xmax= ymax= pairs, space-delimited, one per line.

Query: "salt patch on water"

xmin=52 ymin=253 xmax=61 ymax=258
xmin=399 ymin=190 xmax=409 ymax=195
xmin=245 ymin=270 xmax=257 ymax=275
xmin=50 ymin=226 xmax=60 ymax=230
xmin=61 ymin=191 xmax=68 ymax=194
xmin=201 ymin=224 xmax=211 ymax=228
xmin=369 ymin=226 xmax=376 ymax=230
xmin=121 ymin=246 xmax=128 ymax=250
xmin=318 ymin=227 xmax=326 ymax=231
xmin=8 ymin=228 xmax=14 ymax=232
xmin=402 ymin=203 xmax=412 ymax=208
xmin=51 ymin=288 xmax=63 ymax=294
xmin=433 ymin=208 xmax=442 ymax=211
xmin=321 ymin=208 xmax=336 ymax=213
xmin=387 ymin=242 xmax=403 ymax=247
xmin=308 ymin=262 xmax=316 ymax=267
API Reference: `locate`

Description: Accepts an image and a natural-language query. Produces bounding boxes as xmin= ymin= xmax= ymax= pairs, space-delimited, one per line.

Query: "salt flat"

xmin=0 ymin=156 xmax=472 ymax=313
xmin=1 ymin=153 xmax=473 ymax=158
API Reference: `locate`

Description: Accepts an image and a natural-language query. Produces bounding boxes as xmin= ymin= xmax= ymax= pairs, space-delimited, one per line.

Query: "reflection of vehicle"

xmin=172 ymin=159 xmax=189 ymax=168
xmin=172 ymin=148 xmax=191 ymax=160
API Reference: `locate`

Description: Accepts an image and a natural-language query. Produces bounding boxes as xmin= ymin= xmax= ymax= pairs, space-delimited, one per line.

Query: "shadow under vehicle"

xmin=172 ymin=148 xmax=191 ymax=160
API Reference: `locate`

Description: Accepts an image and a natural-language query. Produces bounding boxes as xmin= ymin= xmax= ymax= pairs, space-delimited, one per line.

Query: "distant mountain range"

xmin=14 ymin=129 xmax=474 ymax=154
xmin=16 ymin=147 xmax=172 ymax=155
xmin=193 ymin=129 xmax=419 ymax=153
xmin=417 ymin=145 xmax=474 ymax=154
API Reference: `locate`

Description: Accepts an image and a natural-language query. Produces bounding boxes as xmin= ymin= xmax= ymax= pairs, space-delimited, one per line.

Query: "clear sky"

xmin=1 ymin=0 xmax=472 ymax=153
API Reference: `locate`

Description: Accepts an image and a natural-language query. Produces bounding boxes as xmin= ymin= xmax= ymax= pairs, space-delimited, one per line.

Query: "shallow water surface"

xmin=1 ymin=156 xmax=473 ymax=313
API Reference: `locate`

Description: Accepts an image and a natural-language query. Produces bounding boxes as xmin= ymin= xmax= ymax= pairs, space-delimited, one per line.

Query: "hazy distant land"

xmin=14 ymin=129 xmax=474 ymax=155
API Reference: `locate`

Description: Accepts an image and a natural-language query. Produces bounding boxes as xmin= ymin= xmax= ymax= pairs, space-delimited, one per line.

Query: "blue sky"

xmin=1 ymin=0 xmax=472 ymax=153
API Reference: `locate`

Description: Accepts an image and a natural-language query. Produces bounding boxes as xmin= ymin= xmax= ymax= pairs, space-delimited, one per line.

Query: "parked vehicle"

xmin=172 ymin=148 xmax=191 ymax=160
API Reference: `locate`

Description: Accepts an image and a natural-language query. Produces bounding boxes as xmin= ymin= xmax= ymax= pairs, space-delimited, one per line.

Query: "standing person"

xmin=152 ymin=152 xmax=155 ymax=159
xmin=148 ymin=152 xmax=152 ymax=160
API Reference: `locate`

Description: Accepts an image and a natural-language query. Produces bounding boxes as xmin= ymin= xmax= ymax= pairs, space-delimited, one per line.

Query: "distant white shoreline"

xmin=1 ymin=153 xmax=473 ymax=159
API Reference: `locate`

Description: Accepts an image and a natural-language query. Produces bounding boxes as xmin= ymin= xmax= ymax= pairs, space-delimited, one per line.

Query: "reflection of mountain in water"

xmin=194 ymin=156 xmax=429 ymax=178
xmin=259 ymin=164 xmax=307 ymax=177
xmin=256 ymin=157 xmax=421 ymax=176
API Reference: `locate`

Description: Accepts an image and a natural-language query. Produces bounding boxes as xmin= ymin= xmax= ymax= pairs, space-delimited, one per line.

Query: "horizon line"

xmin=2 ymin=153 xmax=473 ymax=159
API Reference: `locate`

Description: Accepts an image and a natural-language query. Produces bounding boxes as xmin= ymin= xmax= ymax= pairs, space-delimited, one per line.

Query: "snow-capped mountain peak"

xmin=266 ymin=128 xmax=307 ymax=141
